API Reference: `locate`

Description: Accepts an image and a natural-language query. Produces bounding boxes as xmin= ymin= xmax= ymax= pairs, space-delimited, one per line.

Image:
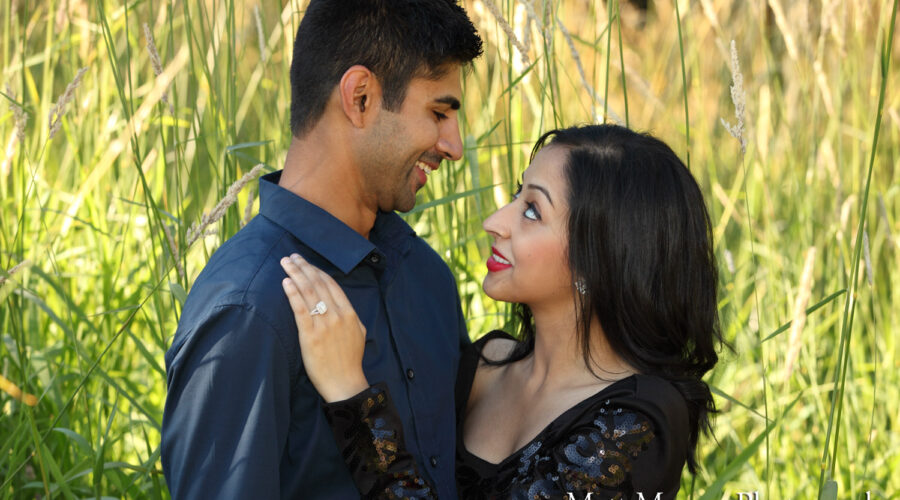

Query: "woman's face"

xmin=482 ymin=145 xmax=574 ymax=309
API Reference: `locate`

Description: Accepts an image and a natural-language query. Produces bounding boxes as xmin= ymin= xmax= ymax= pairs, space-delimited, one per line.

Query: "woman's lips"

xmin=486 ymin=248 xmax=512 ymax=272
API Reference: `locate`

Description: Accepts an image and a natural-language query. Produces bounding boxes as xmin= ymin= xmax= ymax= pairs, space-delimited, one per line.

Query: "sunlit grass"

xmin=2 ymin=0 xmax=899 ymax=498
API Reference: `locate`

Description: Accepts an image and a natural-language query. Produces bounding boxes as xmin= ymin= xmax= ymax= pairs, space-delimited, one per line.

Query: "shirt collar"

xmin=258 ymin=171 xmax=415 ymax=274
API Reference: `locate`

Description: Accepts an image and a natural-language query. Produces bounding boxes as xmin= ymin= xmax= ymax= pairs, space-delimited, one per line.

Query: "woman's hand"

xmin=280 ymin=253 xmax=369 ymax=403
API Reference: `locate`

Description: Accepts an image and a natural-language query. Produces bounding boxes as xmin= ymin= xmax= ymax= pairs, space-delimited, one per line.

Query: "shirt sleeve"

xmin=552 ymin=404 xmax=681 ymax=500
xmin=162 ymin=305 xmax=293 ymax=499
xmin=323 ymin=383 xmax=437 ymax=500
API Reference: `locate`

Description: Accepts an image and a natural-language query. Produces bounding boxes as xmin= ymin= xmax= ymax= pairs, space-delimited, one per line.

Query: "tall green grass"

xmin=1 ymin=0 xmax=898 ymax=498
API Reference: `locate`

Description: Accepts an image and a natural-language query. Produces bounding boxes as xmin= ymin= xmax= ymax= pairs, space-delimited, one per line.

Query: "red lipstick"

xmin=486 ymin=247 xmax=512 ymax=272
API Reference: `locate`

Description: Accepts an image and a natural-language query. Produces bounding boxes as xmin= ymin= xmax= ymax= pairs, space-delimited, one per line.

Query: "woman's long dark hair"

xmin=494 ymin=124 xmax=724 ymax=474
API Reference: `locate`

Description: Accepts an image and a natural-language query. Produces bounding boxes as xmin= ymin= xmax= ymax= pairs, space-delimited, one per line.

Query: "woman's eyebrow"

xmin=525 ymin=183 xmax=553 ymax=206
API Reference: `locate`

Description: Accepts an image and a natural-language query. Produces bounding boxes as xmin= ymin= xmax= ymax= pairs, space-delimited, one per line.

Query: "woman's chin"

xmin=482 ymin=280 xmax=511 ymax=303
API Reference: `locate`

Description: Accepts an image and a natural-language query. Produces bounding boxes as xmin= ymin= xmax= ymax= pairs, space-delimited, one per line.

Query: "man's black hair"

xmin=289 ymin=0 xmax=483 ymax=137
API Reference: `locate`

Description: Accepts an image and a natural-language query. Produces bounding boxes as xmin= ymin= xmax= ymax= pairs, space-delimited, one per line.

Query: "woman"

xmin=280 ymin=124 xmax=723 ymax=498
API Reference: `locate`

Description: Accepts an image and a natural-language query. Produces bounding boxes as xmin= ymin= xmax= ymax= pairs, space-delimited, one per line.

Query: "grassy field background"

xmin=1 ymin=0 xmax=898 ymax=498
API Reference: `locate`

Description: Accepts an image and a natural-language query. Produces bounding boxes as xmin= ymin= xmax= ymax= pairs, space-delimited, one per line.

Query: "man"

xmin=161 ymin=1 xmax=482 ymax=498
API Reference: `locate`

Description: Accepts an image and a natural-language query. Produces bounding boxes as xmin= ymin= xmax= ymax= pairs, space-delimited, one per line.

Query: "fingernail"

xmin=281 ymin=257 xmax=290 ymax=266
xmin=291 ymin=253 xmax=301 ymax=262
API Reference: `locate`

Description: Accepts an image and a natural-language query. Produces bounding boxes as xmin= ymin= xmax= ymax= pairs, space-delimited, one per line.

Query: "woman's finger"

xmin=306 ymin=262 xmax=355 ymax=314
xmin=281 ymin=277 xmax=314 ymax=335
xmin=288 ymin=254 xmax=366 ymax=340
xmin=288 ymin=253 xmax=348 ymax=319
xmin=281 ymin=255 xmax=332 ymax=336
xmin=280 ymin=256 xmax=317 ymax=313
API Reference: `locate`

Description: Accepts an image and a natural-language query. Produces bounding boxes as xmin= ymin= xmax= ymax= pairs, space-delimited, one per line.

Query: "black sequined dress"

xmin=323 ymin=331 xmax=690 ymax=499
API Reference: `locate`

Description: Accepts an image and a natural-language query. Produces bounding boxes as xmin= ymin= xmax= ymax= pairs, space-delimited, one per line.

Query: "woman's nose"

xmin=482 ymin=203 xmax=511 ymax=238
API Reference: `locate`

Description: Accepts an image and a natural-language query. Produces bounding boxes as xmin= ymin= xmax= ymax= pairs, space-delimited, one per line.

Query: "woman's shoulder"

xmin=538 ymin=375 xmax=689 ymax=496
xmin=456 ymin=330 xmax=517 ymax=416
xmin=585 ymin=373 xmax=690 ymax=434
xmin=472 ymin=330 xmax=518 ymax=363
xmin=457 ymin=331 xmax=518 ymax=415
xmin=631 ymin=373 xmax=691 ymax=430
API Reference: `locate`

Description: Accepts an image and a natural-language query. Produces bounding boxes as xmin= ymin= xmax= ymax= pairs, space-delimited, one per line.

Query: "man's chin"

xmin=395 ymin=200 xmax=417 ymax=213
xmin=388 ymin=192 xmax=418 ymax=213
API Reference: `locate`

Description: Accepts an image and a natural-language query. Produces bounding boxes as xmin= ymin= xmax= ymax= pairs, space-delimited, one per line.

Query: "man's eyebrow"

xmin=526 ymin=183 xmax=553 ymax=207
xmin=435 ymin=96 xmax=461 ymax=110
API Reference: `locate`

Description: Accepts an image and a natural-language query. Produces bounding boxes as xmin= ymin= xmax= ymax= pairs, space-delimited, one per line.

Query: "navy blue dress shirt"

xmin=162 ymin=171 xmax=467 ymax=499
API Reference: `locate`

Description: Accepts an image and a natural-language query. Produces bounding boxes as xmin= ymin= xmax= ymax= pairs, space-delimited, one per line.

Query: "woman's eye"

xmin=513 ymin=182 xmax=523 ymax=200
xmin=524 ymin=202 xmax=540 ymax=221
xmin=434 ymin=111 xmax=448 ymax=121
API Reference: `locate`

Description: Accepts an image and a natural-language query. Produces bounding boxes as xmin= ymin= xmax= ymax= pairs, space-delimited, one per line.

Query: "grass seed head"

xmin=7 ymin=85 xmax=28 ymax=143
xmin=721 ymin=40 xmax=747 ymax=154
xmin=186 ymin=164 xmax=265 ymax=247
xmin=48 ymin=67 xmax=88 ymax=140
xmin=254 ymin=5 xmax=266 ymax=62
xmin=241 ymin=186 xmax=256 ymax=227
xmin=143 ymin=23 xmax=174 ymax=114
xmin=482 ymin=0 xmax=531 ymax=66
xmin=0 ymin=259 xmax=31 ymax=287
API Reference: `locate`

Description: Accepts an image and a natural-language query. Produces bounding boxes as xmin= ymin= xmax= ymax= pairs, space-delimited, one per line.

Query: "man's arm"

xmin=162 ymin=305 xmax=292 ymax=499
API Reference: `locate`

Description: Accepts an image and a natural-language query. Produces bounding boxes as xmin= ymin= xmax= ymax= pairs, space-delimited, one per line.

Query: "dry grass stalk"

xmin=254 ymin=5 xmax=266 ymax=62
xmin=863 ymin=229 xmax=873 ymax=287
xmin=3 ymin=86 xmax=28 ymax=176
xmin=784 ymin=247 xmax=816 ymax=381
xmin=0 ymin=373 xmax=38 ymax=406
xmin=163 ymin=224 xmax=185 ymax=280
xmin=186 ymin=164 xmax=265 ymax=247
xmin=766 ymin=0 xmax=800 ymax=61
xmin=143 ymin=23 xmax=174 ymax=115
xmin=482 ymin=0 xmax=531 ymax=66
xmin=7 ymin=85 xmax=27 ymax=143
xmin=0 ymin=259 xmax=30 ymax=287
xmin=698 ymin=0 xmax=722 ymax=33
xmin=721 ymin=40 xmax=747 ymax=154
xmin=54 ymin=0 xmax=69 ymax=31
xmin=557 ymin=17 xmax=618 ymax=124
xmin=723 ymin=248 xmax=736 ymax=274
xmin=518 ymin=1 xmax=533 ymax=55
xmin=877 ymin=194 xmax=894 ymax=250
xmin=241 ymin=186 xmax=256 ymax=227
xmin=48 ymin=66 xmax=88 ymax=140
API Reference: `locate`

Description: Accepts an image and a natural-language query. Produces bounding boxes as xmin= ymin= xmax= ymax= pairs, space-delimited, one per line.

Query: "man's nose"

xmin=436 ymin=120 xmax=463 ymax=161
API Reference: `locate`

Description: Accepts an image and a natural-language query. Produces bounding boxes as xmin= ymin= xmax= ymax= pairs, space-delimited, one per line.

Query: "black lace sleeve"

xmin=555 ymin=405 xmax=660 ymax=499
xmin=322 ymin=383 xmax=437 ymax=500
xmin=502 ymin=399 xmax=683 ymax=500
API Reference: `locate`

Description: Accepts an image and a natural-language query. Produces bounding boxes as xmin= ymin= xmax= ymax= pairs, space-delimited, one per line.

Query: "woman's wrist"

xmin=319 ymin=372 xmax=371 ymax=403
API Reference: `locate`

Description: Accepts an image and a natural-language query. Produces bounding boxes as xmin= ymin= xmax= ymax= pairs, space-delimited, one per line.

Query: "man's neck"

xmin=279 ymin=134 xmax=378 ymax=239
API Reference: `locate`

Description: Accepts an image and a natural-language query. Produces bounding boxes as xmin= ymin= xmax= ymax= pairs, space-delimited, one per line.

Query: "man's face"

xmin=360 ymin=65 xmax=464 ymax=213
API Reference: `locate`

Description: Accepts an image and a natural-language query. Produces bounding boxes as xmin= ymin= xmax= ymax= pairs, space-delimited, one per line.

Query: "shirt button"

xmin=368 ymin=254 xmax=381 ymax=264
xmin=406 ymin=368 xmax=415 ymax=380
xmin=429 ymin=456 xmax=438 ymax=467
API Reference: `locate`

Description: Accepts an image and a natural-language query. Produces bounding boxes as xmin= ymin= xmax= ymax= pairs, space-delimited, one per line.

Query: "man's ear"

xmin=339 ymin=65 xmax=381 ymax=128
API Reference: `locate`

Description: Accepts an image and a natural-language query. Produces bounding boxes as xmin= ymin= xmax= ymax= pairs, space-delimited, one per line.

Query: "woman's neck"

xmin=523 ymin=303 xmax=635 ymax=392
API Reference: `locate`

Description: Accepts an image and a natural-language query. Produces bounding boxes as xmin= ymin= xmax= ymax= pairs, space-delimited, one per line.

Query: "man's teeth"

xmin=416 ymin=161 xmax=434 ymax=175
xmin=493 ymin=254 xmax=510 ymax=265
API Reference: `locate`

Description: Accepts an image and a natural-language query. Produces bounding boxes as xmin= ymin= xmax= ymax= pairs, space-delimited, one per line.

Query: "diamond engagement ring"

xmin=310 ymin=301 xmax=328 ymax=316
